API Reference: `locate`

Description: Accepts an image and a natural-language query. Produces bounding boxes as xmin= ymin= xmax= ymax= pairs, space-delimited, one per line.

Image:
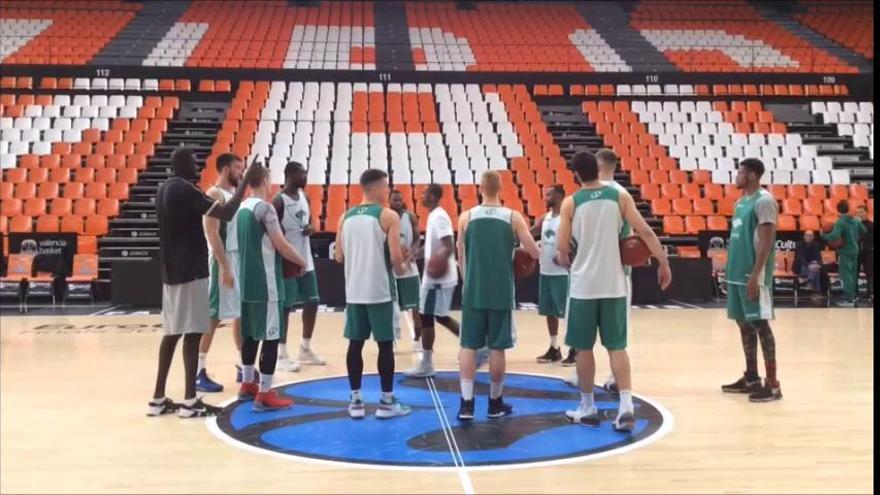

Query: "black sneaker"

xmin=612 ymin=411 xmax=636 ymax=432
xmin=178 ymin=397 xmax=223 ymax=418
xmin=561 ymin=348 xmax=577 ymax=367
xmin=487 ymin=397 xmax=513 ymax=418
xmin=721 ymin=374 xmax=762 ymax=394
xmin=748 ymin=381 xmax=783 ymax=403
xmin=147 ymin=397 xmax=180 ymax=417
xmin=602 ymin=379 xmax=619 ymax=394
xmin=457 ymin=398 xmax=475 ymax=421
xmin=536 ymin=346 xmax=563 ymax=363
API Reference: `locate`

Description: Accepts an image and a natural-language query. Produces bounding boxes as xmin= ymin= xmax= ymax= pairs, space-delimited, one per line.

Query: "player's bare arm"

xmin=457 ymin=210 xmax=470 ymax=282
xmin=381 ymin=208 xmax=404 ymax=269
xmin=203 ymin=188 xmax=233 ymax=288
xmin=334 ymin=215 xmax=345 ymax=263
xmin=513 ymin=212 xmax=540 ymax=259
xmin=620 ymin=190 xmax=672 ymax=290
xmin=555 ymin=196 xmax=575 ymax=268
xmin=749 ymin=223 xmax=776 ymax=300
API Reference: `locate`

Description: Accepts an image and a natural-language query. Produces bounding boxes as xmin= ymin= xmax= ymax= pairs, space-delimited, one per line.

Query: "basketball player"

xmin=456 ymin=171 xmax=540 ymax=420
xmin=198 ymin=153 xmax=245 ymax=393
xmin=273 ymin=161 xmax=325 ymax=371
xmin=531 ymin=184 xmax=573 ymax=365
xmin=236 ymin=166 xmax=307 ymax=411
xmin=405 ymin=184 xmax=461 ymax=378
xmin=149 ymin=148 xmax=259 ymax=418
xmin=820 ymin=199 xmax=866 ymax=307
xmin=556 ymin=151 xmax=671 ymax=430
xmin=389 ymin=189 xmax=423 ymax=346
xmin=721 ymin=158 xmax=782 ymax=402
xmin=335 ymin=169 xmax=411 ymax=419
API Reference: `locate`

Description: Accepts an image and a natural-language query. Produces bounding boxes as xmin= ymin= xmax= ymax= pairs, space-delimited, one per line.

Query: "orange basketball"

xmin=513 ymin=247 xmax=536 ymax=278
xmin=620 ymin=235 xmax=651 ymax=266
xmin=426 ymin=253 xmax=448 ymax=278
xmin=283 ymin=259 xmax=304 ymax=278
xmin=821 ymin=220 xmax=835 ymax=234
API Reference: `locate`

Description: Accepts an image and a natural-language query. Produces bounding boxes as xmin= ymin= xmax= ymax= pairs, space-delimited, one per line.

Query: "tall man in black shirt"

xmin=147 ymin=147 xmax=261 ymax=418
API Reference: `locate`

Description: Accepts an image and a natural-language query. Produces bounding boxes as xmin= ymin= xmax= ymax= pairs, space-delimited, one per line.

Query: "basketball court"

xmin=1 ymin=307 xmax=872 ymax=494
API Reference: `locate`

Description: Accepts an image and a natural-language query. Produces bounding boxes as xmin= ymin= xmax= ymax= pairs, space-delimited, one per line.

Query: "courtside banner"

xmin=697 ymin=230 xmax=803 ymax=257
xmin=8 ymin=233 xmax=77 ymax=273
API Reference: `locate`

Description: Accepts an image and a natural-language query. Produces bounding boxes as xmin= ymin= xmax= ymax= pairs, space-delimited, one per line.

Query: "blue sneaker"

xmin=196 ymin=369 xmax=224 ymax=393
xmin=235 ymin=365 xmax=260 ymax=384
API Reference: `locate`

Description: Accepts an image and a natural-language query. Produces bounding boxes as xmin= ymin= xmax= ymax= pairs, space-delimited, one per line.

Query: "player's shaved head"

xmin=480 ymin=170 xmax=502 ymax=197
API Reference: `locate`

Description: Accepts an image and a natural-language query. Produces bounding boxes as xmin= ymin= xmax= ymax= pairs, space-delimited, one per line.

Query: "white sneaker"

xmin=563 ymin=373 xmax=578 ymax=388
xmin=375 ymin=397 xmax=412 ymax=419
xmin=565 ymin=405 xmax=600 ymax=426
xmin=404 ymin=359 xmax=435 ymax=378
xmin=296 ymin=346 xmax=326 ymax=366
xmin=277 ymin=355 xmax=301 ymax=372
xmin=348 ymin=397 xmax=366 ymax=419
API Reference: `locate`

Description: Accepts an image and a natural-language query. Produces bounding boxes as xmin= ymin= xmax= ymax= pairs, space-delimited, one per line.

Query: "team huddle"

xmin=148 ymin=144 xmax=787 ymax=427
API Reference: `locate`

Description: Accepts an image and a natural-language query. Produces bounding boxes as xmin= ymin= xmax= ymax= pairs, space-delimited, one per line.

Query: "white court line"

xmin=88 ymin=305 xmax=119 ymax=316
xmin=426 ymin=376 xmax=475 ymax=495
xmin=667 ymin=299 xmax=704 ymax=310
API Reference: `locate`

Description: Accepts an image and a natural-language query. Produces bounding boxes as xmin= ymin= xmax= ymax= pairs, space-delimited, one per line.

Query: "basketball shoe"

xmin=348 ymin=394 xmax=366 ymax=419
xmin=178 ymin=397 xmax=222 ymax=418
xmin=457 ymin=398 xmax=475 ymax=421
xmin=296 ymin=345 xmax=326 ymax=366
xmin=195 ymin=369 xmax=224 ymax=393
xmin=253 ymin=390 xmax=294 ymax=412
xmin=147 ymin=397 xmax=180 ymax=417
xmin=561 ymin=348 xmax=577 ymax=367
xmin=565 ymin=405 xmax=600 ymax=427
xmin=536 ymin=346 xmax=562 ymax=363
xmin=238 ymin=382 xmax=259 ymax=401
xmin=488 ymin=397 xmax=513 ymax=418
xmin=721 ymin=373 xmax=762 ymax=393
xmin=748 ymin=380 xmax=782 ymax=402
xmin=376 ymin=397 xmax=412 ymax=419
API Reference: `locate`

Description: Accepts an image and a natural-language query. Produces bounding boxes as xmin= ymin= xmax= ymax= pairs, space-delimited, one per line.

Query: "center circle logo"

xmin=209 ymin=371 xmax=672 ymax=469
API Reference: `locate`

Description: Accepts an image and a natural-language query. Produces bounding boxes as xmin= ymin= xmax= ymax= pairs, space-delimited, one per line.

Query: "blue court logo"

xmin=208 ymin=372 xmax=672 ymax=469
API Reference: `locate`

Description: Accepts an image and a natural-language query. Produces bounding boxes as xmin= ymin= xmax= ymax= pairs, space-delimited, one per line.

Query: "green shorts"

xmin=726 ymin=283 xmax=774 ymax=322
xmin=461 ymin=306 xmax=514 ymax=350
xmin=564 ymin=297 xmax=628 ymax=351
xmin=538 ymin=274 xmax=568 ymax=318
xmin=283 ymin=270 xmax=319 ymax=308
xmin=395 ymin=275 xmax=421 ymax=310
xmin=344 ymin=301 xmax=395 ymax=342
xmin=241 ymin=300 xmax=286 ymax=341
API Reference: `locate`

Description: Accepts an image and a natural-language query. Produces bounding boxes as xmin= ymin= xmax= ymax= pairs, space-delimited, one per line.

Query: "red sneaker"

xmin=253 ymin=390 xmax=294 ymax=412
xmin=238 ymin=382 xmax=259 ymax=401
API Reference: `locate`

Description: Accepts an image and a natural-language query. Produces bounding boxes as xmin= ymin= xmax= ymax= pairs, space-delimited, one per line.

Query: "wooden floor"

xmin=0 ymin=307 xmax=873 ymax=494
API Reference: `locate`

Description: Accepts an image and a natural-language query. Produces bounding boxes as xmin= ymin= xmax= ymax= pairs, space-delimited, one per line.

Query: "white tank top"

xmin=539 ymin=212 xmax=568 ymax=276
xmin=279 ymin=191 xmax=314 ymax=272
xmin=569 ymin=186 xmax=628 ymax=299
xmin=341 ymin=204 xmax=393 ymax=304
xmin=207 ymin=186 xmax=238 ymax=254
xmin=395 ymin=210 xmax=419 ymax=279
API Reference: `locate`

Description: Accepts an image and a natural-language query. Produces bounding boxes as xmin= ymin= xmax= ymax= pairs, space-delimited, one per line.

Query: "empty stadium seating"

xmin=796 ymin=1 xmax=873 ymax=60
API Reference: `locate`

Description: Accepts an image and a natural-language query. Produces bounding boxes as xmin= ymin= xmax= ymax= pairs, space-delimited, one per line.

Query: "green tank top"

xmin=462 ymin=205 xmax=515 ymax=310
xmin=342 ymin=204 xmax=396 ymax=304
xmin=726 ymin=189 xmax=776 ymax=287
xmin=237 ymin=198 xmax=285 ymax=303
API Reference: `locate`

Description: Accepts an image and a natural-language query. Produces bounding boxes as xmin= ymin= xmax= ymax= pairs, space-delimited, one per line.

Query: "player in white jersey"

xmin=557 ymin=151 xmax=671 ymax=431
xmin=335 ymin=169 xmax=411 ymax=419
xmin=565 ymin=149 xmax=632 ymax=390
xmin=405 ymin=184 xmax=461 ymax=378
xmin=199 ymin=153 xmax=245 ymax=392
xmin=272 ymin=161 xmax=325 ymax=371
xmin=531 ymin=184 xmax=574 ymax=365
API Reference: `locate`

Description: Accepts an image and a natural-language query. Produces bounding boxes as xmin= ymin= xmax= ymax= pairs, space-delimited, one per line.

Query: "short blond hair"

xmin=480 ymin=170 xmax=502 ymax=196
xmin=596 ymin=148 xmax=618 ymax=171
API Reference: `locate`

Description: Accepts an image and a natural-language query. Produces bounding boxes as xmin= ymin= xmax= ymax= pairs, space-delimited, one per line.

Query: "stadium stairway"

xmin=574 ymin=1 xmax=676 ymax=72
xmin=373 ymin=1 xmax=415 ymax=71
xmin=97 ymin=99 xmax=228 ymax=284
xmin=789 ymin=120 xmax=875 ymax=188
xmin=537 ymin=103 xmax=663 ymax=235
xmin=751 ymin=3 xmax=873 ymax=73
xmin=91 ymin=1 xmax=191 ymax=66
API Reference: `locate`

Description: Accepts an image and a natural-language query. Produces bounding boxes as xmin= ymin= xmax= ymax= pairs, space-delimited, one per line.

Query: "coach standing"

xmin=147 ymin=147 xmax=260 ymax=418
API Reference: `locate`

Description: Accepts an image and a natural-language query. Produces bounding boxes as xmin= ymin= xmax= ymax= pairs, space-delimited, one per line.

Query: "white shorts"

xmin=208 ymin=251 xmax=241 ymax=320
xmin=162 ymin=277 xmax=209 ymax=336
xmin=420 ymin=285 xmax=455 ymax=317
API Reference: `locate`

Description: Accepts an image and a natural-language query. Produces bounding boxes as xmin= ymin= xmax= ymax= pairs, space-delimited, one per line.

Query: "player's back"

xmin=237 ymin=197 xmax=283 ymax=302
xmin=569 ymin=186 xmax=627 ymax=300
xmin=462 ymin=205 xmax=516 ymax=310
xmin=342 ymin=203 xmax=393 ymax=304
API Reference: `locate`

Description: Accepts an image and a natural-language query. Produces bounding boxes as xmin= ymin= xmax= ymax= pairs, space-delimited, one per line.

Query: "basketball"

xmin=821 ymin=220 xmax=835 ymax=233
xmin=426 ymin=253 xmax=448 ymax=278
xmin=283 ymin=259 xmax=304 ymax=278
xmin=513 ymin=247 xmax=537 ymax=278
xmin=620 ymin=235 xmax=651 ymax=266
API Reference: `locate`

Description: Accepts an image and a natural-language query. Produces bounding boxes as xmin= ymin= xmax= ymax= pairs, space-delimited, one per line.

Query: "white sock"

xmin=580 ymin=392 xmax=595 ymax=411
xmin=301 ymin=338 xmax=311 ymax=350
xmin=381 ymin=391 xmax=393 ymax=402
xmin=605 ymin=373 xmax=616 ymax=385
xmin=279 ymin=344 xmax=288 ymax=358
xmin=550 ymin=335 xmax=558 ymax=348
xmin=619 ymin=390 xmax=634 ymax=414
xmin=490 ymin=381 xmax=503 ymax=399
xmin=150 ymin=396 xmax=166 ymax=405
xmin=242 ymin=365 xmax=255 ymax=383
xmin=197 ymin=353 xmax=206 ymax=373
xmin=184 ymin=397 xmax=198 ymax=407
xmin=422 ymin=350 xmax=433 ymax=365
xmin=461 ymin=379 xmax=474 ymax=400
xmin=259 ymin=373 xmax=273 ymax=393
xmin=351 ymin=389 xmax=362 ymax=401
